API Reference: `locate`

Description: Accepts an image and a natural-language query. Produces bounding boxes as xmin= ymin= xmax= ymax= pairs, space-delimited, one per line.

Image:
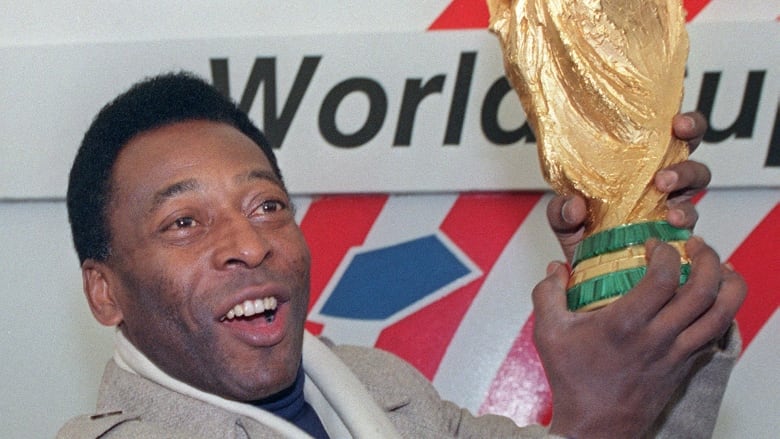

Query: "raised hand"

xmin=532 ymin=237 xmax=745 ymax=438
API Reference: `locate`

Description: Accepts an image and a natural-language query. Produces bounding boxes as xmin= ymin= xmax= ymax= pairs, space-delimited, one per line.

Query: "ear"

xmin=81 ymin=259 xmax=124 ymax=326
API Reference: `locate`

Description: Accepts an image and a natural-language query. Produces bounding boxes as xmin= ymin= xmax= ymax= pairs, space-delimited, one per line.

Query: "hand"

xmin=532 ymin=237 xmax=746 ymax=438
xmin=547 ymin=112 xmax=711 ymax=263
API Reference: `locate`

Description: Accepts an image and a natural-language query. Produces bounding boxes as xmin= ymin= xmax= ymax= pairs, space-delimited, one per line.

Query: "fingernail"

xmin=561 ymin=199 xmax=574 ymax=224
xmin=656 ymin=170 xmax=678 ymax=191
xmin=547 ymin=261 xmax=561 ymax=276
xmin=669 ymin=208 xmax=685 ymax=224
xmin=723 ymin=261 xmax=735 ymax=271
xmin=682 ymin=114 xmax=695 ymax=131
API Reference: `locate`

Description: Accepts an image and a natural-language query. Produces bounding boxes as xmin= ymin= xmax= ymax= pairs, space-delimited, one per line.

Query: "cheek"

xmin=290 ymin=240 xmax=310 ymax=271
xmin=114 ymin=260 xmax=202 ymax=332
xmin=116 ymin=266 xmax=219 ymax=367
xmin=275 ymin=229 xmax=311 ymax=274
xmin=289 ymin=240 xmax=312 ymax=288
xmin=277 ymin=233 xmax=311 ymax=310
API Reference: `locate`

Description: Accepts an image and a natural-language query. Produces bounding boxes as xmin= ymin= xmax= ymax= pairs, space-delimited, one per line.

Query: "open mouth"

xmin=221 ymin=297 xmax=278 ymax=323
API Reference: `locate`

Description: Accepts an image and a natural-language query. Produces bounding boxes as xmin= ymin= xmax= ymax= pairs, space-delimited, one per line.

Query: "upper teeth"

xmin=224 ymin=297 xmax=278 ymax=320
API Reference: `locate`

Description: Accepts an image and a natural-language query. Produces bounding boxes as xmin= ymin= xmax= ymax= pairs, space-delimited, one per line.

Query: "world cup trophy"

xmin=488 ymin=0 xmax=692 ymax=311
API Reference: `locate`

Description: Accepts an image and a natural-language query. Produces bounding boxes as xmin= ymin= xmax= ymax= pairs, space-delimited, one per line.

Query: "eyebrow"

xmin=238 ymin=169 xmax=285 ymax=188
xmin=147 ymin=169 xmax=286 ymax=215
xmin=149 ymin=178 xmax=202 ymax=214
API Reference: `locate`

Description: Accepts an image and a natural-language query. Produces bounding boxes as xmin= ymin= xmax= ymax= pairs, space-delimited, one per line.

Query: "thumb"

xmin=546 ymin=195 xmax=586 ymax=263
xmin=532 ymin=261 xmax=570 ymax=319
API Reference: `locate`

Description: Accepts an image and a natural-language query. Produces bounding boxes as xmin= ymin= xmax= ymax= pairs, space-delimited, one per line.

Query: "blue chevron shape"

xmin=320 ymin=234 xmax=471 ymax=320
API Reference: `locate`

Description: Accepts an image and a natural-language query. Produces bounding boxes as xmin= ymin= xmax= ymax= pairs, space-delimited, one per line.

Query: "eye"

xmin=247 ymin=197 xmax=293 ymax=222
xmin=259 ymin=199 xmax=286 ymax=214
xmin=158 ymin=214 xmax=204 ymax=242
xmin=168 ymin=216 xmax=199 ymax=230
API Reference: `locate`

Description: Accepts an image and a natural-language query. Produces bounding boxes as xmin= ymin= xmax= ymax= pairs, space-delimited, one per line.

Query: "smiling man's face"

xmin=84 ymin=119 xmax=311 ymax=401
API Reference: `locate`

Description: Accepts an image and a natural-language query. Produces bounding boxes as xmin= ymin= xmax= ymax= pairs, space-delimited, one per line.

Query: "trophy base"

xmin=567 ymin=221 xmax=691 ymax=312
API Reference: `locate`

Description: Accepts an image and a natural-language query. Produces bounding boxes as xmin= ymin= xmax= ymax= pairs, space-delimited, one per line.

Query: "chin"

xmin=223 ymin=356 xmax=301 ymax=402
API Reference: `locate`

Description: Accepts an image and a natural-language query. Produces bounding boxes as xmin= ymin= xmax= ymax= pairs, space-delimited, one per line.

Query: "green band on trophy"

xmin=573 ymin=221 xmax=691 ymax=267
xmin=567 ymin=263 xmax=691 ymax=311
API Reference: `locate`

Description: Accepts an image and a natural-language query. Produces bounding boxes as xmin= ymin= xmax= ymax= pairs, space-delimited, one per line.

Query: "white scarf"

xmin=113 ymin=330 xmax=400 ymax=439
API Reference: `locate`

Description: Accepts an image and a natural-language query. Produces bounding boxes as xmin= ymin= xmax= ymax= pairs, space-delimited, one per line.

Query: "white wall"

xmin=0 ymin=201 xmax=114 ymax=436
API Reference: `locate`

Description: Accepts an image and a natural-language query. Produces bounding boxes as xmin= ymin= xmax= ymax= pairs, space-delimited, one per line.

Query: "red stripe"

xmin=691 ymin=189 xmax=707 ymax=204
xmin=375 ymin=192 xmax=543 ymax=379
xmin=300 ymin=195 xmax=388 ymax=335
xmin=728 ymin=202 xmax=780 ymax=350
xmin=428 ymin=0 xmax=709 ymax=31
xmin=428 ymin=0 xmax=489 ymax=30
xmin=683 ymin=0 xmax=713 ymax=21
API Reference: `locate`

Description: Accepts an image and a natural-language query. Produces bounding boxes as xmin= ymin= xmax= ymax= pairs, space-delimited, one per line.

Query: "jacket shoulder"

xmin=57 ymin=409 xmax=193 ymax=439
xmin=57 ymin=410 xmax=138 ymax=438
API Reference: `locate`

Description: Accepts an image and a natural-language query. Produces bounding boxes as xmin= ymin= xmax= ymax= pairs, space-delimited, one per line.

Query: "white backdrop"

xmin=1 ymin=1 xmax=777 ymax=438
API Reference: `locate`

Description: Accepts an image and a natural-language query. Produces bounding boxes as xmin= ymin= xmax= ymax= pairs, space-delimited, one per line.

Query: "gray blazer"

xmin=58 ymin=331 xmax=740 ymax=438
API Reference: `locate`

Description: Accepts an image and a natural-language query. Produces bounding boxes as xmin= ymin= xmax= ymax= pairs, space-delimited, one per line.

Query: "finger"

xmin=655 ymin=160 xmax=710 ymax=231
xmin=609 ymin=240 xmax=682 ymax=326
xmin=651 ymin=237 xmax=722 ymax=340
xmin=673 ymin=264 xmax=746 ymax=359
xmin=672 ymin=112 xmax=707 ymax=152
xmin=532 ymin=261 xmax=571 ymax=325
xmin=664 ymin=202 xmax=699 ymax=231
xmin=547 ymin=195 xmax=586 ymax=262
xmin=547 ymin=194 xmax=586 ymax=234
xmin=655 ymin=160 xmax=712 ymax=197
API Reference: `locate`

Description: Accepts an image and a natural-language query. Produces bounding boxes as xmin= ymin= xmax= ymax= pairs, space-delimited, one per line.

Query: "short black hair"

xmin=66 ymin=71 xmax=282 ymax=264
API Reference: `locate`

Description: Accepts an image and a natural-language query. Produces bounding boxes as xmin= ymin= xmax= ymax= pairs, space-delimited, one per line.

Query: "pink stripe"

xmin=479 ymin=315 xmax=552 ymax=426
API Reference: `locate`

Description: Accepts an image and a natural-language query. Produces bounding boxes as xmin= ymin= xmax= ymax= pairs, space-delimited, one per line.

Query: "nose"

xmin=212 ymin=215 xmax=271 ymax=269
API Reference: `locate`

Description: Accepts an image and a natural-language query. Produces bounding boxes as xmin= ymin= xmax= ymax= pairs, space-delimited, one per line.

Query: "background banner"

xmin=1 ymin=24 xmax=777 ymax=198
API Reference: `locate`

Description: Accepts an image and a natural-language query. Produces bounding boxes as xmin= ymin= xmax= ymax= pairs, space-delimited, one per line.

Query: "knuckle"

xmin=657 ymin=269 xmax=681 ymax=292
xmin=646 ymin=260 xmax=680 ymax=292
xmin=701 ymin=169 xmax=712 ymax=186
xmin=715 ymin=310 xmax=732 ymax=334
xmin=531 ymin=281 xmax=549 ymax=302
xmin=605 ymin=314 xmax=638 ymax=343
xmin=686 ymin=209 xmax=699 ymax=226
xmin=720 ymin=274 xmax=748 ymax=314
xmin=705 ymin=307 xmax=733 ymax=338
xmin=690 ymin=282 xmax=719 ymax=305
xmin=729 ymin=272 xmax=749 ymax=302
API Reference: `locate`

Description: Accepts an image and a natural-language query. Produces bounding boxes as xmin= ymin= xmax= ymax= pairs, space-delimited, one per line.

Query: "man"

xmin=59 ymin=72 xmax=745 ymax=438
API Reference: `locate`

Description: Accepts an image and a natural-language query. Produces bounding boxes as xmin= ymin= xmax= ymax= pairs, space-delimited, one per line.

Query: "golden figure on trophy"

xmin=488 ymin=0 xmax=692 ymax=311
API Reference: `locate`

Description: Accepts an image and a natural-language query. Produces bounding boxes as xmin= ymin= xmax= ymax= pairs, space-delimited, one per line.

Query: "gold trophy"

xmin=488 ymin=0 xmax=692 ymax=311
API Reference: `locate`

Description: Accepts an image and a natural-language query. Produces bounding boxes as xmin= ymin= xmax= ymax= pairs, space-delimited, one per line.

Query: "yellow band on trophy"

xmin=568 ymin=240 xmax=688 ymax=288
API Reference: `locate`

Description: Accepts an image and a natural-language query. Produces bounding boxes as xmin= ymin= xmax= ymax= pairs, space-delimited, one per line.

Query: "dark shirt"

xmin=249 ymin=366 xmax=330 ymax=439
